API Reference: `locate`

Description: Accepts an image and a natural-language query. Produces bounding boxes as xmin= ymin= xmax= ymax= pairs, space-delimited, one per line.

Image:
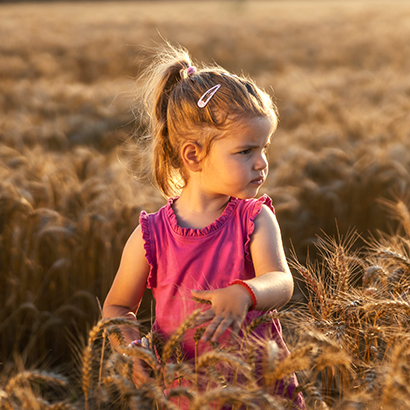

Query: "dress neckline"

xmin=165 ymin=196 xmax=239 ymax=237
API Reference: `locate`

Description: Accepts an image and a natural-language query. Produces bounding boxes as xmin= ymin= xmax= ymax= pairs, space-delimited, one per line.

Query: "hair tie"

xmin=180 ymin=66 xmax=196 ymax=80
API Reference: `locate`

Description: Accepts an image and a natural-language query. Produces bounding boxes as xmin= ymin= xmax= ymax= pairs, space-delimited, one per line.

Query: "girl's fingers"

xmin=201 ymin=316 xmax=241 ymax=343
xmin=195 ymin=310 xmax=245 ymax=342
xmin=209 ymin=318 xmax=233 ymax=342
xmin=131 ymin=360 xmax=150 ymax=388
xmin=200 ymin=315 xmax=223 ymax=342
xmin=191 ymin=289 xmax=213 ymax=301
xmin=191 ymin=288 xmax=245 ymax=342
xmin=231 ymin=320 xmax=242 ymax=338
xmin=194 ymin=308 xmax=215 ymax=326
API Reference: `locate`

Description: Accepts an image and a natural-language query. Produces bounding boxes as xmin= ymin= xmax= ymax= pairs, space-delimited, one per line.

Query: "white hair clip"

xmin=197 ymin=84 xmax=221 ymax=108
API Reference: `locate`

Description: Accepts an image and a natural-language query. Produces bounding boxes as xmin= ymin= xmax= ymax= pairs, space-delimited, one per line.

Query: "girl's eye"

xmin=238 ymin=149 xmax=251 ymax=155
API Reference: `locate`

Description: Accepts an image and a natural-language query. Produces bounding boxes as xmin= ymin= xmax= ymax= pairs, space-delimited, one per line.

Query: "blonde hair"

xmin=133 ymin=44 xmax=278 ymax=198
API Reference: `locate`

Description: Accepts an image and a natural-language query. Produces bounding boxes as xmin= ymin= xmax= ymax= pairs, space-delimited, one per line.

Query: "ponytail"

xmin=136 ymin=45 xmax=192 ymax=197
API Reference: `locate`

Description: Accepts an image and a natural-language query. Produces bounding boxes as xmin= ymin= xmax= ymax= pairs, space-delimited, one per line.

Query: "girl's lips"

xmin=251 ymin=177 xmax=264 ymax=185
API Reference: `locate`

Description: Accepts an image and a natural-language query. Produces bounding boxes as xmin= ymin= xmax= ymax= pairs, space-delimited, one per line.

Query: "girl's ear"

xmin=181 ymin=142 xmax=203 ymax=172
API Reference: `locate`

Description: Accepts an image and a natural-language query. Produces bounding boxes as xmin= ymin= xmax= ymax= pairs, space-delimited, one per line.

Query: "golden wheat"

xmin=81 ymin=317 xmax=141 ymax=409
xmin=161 ymin=309 xmax=202 ymax=364
xmin=2 ymin=1 xmax=410 ymax=408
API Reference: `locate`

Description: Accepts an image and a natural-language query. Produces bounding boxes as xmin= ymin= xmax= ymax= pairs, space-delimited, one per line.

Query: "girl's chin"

xmin=235 ymin=190 xmax=260 ymax=200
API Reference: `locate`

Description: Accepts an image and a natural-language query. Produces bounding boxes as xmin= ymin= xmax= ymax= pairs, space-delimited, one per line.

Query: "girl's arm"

xmin=103 ymin=225 xmax=151 ymax=385
xmin=243 ymin=203 xmax=294 ymax=310
xmin=193 ymin=204 xmax=293 ymax=342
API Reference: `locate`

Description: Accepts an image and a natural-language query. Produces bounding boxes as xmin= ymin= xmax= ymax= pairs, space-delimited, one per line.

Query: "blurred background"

xmin=1 ymin=0 xmax=410 ymax=374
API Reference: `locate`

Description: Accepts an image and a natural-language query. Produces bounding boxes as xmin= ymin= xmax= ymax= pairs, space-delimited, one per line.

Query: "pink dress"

xmin=140 ymin=195 xmax=305 ymax=409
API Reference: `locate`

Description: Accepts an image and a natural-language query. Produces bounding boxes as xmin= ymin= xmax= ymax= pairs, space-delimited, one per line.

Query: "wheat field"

xmin=1 ymin=1 xmax=410 ymax=408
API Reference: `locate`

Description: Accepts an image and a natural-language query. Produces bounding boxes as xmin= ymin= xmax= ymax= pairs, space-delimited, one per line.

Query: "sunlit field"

xmin=2 ymin=1 xmax=410 ymax=408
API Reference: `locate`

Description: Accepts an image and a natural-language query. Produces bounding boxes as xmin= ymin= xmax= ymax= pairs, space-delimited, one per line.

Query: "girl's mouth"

xmin=251 ymin=177 xmax=264 ymax=186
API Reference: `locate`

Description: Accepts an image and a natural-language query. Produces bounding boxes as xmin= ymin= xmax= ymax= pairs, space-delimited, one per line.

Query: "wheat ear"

xmin=377 ymin=249 xmax=410 ymax=269
xmin=6 ymin=370 xmax=67 ymax=393
xmin=138 ymin=382 xmax=179 ymax=410
xmin=362 ymin=300 xmax=410 ymax=316
xmin=106 ymin=325 xmax=126 ymax=346
xmin=48 ymin=403 xmax=78 ymax=410
xmin=103 ymin=375 xmax=136 ymax=402
xmin=164 ymin=362 xmax=195 ymax=385
xmin=0 ymin=393 xmax=12 ymax=410
xmin=302 ymin=383 xmax=330 ymax=410
xmin=380 ymin=342 xmax=410 ymax=409
xmin=333 ymin=246 xmax=350 ymax=294
xmin=263 ymin=340 xmax=280 ymax=386
xmin=244 ymin=311 xmax=282 ymax=336
xmin=197 ymin=351 xmax=255 ymax=385
xmin=118 ymin=345 xmax=160 ymax=374
xmin=190 ymin=387 xmax=259 ymax=410
xmin=82 ymin=318 xmax=141 ymax=410
xmin=166 ymin=386 xmax=197 ymax=402
xmin=162 ymin=309 xmax=201 ymax=363
xmin=270 ymin=344 xmax=315 ymax=382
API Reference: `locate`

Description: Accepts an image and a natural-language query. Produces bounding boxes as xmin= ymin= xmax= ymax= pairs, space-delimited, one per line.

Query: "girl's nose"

xmin=254 ymin=152 xmax=268 ymax=170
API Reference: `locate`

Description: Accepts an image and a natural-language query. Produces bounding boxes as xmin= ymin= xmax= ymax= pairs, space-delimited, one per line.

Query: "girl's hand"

xmin=191 ymin=285 xmax=253 ymax=343
xmin=130 ymin=356 xmax=153 ymax=388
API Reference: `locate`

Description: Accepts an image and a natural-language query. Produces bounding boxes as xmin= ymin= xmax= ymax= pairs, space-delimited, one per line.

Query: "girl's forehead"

xmin=225 ymin=116 xmax=276 ymax=143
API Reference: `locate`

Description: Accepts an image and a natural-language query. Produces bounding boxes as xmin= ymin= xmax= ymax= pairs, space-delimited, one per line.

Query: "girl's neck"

xmin=172 ymin=188 xmax=231 ymax=230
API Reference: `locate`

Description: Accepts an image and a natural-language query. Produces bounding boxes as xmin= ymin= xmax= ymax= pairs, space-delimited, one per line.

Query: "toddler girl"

xmin=103 ymin=45 xmax=305 ymax=409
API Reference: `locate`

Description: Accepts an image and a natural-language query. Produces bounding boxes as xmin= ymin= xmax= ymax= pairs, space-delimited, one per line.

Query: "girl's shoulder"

xmin=140 ymin=198 xmax=177 ymax=226
xmin=240 ymin=195 xmax=275 ymax=261
xmin=236 ymin=194 xmax=275 ymax=218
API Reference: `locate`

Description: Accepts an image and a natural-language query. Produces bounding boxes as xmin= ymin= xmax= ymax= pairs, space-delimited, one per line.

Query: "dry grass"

xmin=2 ymin=0 xmax=410 ymax=408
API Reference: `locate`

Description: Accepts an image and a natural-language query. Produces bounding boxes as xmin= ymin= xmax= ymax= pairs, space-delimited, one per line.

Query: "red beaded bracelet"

xmin=229 ymin=279 xmax=257 ymax=311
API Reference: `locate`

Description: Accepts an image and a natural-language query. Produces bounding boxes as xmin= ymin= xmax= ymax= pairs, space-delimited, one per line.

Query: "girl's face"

xmin=199 ymin=116 xmax=275 ymax=200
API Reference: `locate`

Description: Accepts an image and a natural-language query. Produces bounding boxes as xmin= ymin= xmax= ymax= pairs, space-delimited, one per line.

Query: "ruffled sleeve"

xmin=139 ymin=211 xmax=155 ymax=288
xmin=244 ymin=194 xmax=275 ymax=262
